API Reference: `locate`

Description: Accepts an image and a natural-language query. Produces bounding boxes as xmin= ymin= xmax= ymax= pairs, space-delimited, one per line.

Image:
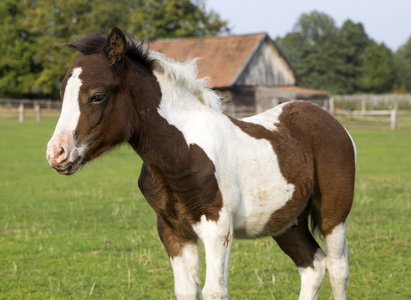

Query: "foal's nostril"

xmin=53 ymin=146 xmax=67 ymax=163
xmin=57 ymin=147 xmax=65 ymax=157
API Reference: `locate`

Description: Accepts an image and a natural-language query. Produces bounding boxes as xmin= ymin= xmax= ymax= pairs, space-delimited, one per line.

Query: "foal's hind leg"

xmin=273 ymin=217 xmax=326 ymax=300
xmin=324 ymin=222 xmax=349 ymax=300
xmin=313 ymin=164 xmax=354 ymax=300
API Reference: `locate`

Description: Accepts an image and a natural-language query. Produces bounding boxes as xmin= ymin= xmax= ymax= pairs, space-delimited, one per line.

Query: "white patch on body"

xmin=297 ymin=249 xmax=327 ymax=300
xmin=242 ymin=101 xmax=290 ymax=131
xmin=152 ymin=55 xmax=296 ymax=299
xmin=154 ymin=63 xmax=295 ymax=237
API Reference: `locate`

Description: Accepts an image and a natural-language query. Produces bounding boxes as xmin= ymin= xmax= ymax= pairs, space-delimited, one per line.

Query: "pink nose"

xmin=47 ymin=146 xmax=68 ymax=166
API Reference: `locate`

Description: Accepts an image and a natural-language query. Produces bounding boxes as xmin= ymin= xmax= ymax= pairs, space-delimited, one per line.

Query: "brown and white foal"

xmin=47 ymin=27 xmax=356 ymax=300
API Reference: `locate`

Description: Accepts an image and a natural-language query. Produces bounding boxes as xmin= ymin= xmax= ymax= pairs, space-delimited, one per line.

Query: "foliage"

xmin=337 ymin=20 xmax=369 ymax=94
xmin=0 ymin=0 xmax=229 ymax=99
xmin=276 ymin=11 xmax=410 ymax=94
xmin=2 ymin=4 xmax=411 ymax=98
xmin=359 ymin=41 xmax=398 ymax=93
xmin=0 ymin=115 xmax=410 ymax=298
xmin=395 ymin=36 xmax=411 ymax=92
xmin=129 ymin=0 xmax=229 ymax=40
xmin=283 ymin=12 xmax=344 ymax=93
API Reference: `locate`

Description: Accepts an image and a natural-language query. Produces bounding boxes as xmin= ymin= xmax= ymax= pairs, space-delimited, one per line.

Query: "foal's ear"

xmin=104 ymin=27 xmax=127 ymax=65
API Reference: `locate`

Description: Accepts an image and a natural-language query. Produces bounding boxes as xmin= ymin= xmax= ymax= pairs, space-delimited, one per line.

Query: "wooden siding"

xmin=255 ymin=87 xmax=281 ymax=113
xmin=218 ymin=87 xmax=256 ymax=118
xmin=234 ymin=39 xmax=296 ymax=87
xmin=218 ymin=86 xmax=331 ymax=118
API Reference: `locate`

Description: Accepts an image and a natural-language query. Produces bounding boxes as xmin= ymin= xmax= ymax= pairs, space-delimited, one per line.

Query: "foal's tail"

xmin=308 ymin=196 xmax=324 ymax=240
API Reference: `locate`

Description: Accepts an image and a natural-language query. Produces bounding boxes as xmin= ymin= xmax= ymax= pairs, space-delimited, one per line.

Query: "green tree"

xmin=275 ymin=11 xmax=404 ymax=94
xmin=336 ymin=20 xmax=369 ymax=93
xmin=395 ymin=36 xmax=411 ymax=92
xmin=129 ymin=0 xmax=229 ymax=40
xmin=359 ymin=41 xmax=397 ymax=93
xmin=0 ymin=0 xmax=38 ymax=97
xmin=0 ymin=0 xmax=230 ymax=99
xmin=276 ymin=11 xmax=349 ymax=94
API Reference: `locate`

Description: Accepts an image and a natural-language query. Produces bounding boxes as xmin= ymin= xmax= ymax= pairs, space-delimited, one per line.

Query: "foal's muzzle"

xmin=46 ymin=131 xmax=86 ymax=175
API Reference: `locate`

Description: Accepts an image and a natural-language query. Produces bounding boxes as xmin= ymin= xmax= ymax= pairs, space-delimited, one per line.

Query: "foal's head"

xmin=46 ymin=27 xmax=157 ymax=175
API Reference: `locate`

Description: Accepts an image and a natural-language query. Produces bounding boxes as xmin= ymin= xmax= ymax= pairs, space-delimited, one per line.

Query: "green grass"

xmin=0 ymin=114 xmax=410 ymax=299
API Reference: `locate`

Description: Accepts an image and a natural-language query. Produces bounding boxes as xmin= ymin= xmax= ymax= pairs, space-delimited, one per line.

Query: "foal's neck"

xmin=129 ymin=67 xmax=224 ymax=173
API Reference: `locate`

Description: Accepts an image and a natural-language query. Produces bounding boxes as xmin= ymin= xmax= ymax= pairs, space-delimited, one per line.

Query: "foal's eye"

xmin=88 ymin=94 xmax=106 ymax=104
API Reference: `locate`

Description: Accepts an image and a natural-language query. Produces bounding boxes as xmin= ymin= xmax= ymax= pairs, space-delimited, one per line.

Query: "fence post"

xmin=390 ymin=107 xmax=397 ymax=130
xmin=361 ymin=99 xmax=366 ymax=115
xmin=34 ymin=102 xmax=41 ymax=122
xmin=329 ymin=96 xmax=334 ymax=114
xmin=18 ymin=103 xmax=24 ymax=122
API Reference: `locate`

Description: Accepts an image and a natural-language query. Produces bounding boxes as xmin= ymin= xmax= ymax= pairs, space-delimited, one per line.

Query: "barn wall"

xmin=234 ymin=40 xmax=296 ymax=87
xmin=255 ymin=86 xmax=288 ymax=113
xmin=217 ymin=86 xmax=332 ymax=118
xmin=230 ymin=87 xmax=256 ymax=118
xmin=218 ymin=87 xmax=256 ymax=118
xmin=218 ymin=89 xmax=235 ymax=116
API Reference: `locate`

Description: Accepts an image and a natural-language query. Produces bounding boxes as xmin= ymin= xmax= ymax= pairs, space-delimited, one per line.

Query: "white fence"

xmin=333 ymin=94 xmax=411 ymax=130
xmin=0 ymin=98 xmax=62 ymax=110
xmin=1 ymin=95 xmax=411 ymax=130
xmin=334 ymin=109 xmax=398 ymax=130
xmin=333 ymin=94 xmax=411 ymax=109
xmin=0 ymin=98 xmax=62 ymax=122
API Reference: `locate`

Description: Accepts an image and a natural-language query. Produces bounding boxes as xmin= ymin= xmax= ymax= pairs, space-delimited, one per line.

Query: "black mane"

xmin=63 ymin=31 xmax=151 ymax=67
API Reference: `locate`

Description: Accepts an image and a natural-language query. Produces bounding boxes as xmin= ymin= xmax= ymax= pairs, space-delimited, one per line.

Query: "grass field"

xmin=0 ymin=112 xmax=410 ymax=299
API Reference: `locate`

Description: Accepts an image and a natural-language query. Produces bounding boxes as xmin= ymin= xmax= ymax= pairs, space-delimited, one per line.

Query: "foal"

xmin=47 ymin=27 xmax=356 ymax=300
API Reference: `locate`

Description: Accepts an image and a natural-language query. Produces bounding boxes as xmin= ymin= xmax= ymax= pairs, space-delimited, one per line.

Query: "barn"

xmin=149 ymin=33 xmax=332 ymax=118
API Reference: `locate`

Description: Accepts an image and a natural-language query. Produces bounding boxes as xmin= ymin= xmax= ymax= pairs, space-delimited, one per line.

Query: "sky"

xmin=206 ymin=0 xmax=411 ymax=52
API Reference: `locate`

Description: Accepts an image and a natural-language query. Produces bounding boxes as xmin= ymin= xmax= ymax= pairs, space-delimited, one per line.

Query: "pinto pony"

xmin=47 ymin=27 xmax=356 ymax=300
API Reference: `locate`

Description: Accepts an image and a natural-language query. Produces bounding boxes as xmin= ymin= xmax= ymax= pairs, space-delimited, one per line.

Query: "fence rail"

xmin=0 ymin=98 xmax=62 ymax=122
xmin=0 ymin=98 xmax=62 ymax=110
xmin=1 ymin=95 xmax=411 ymax=130
xmin=332 ymin=94 xmax=411 ymax=130
xmin=334 ymin=94 xmax=411 ymax=109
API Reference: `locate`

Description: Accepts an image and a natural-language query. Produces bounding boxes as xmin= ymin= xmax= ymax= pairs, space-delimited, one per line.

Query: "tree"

xmin=129 ymin=0 xmax=229 ymax=40
xmin=0 ymin=0 xmax=39 ymax=97
xmin=395 ymin=36 xmax=411 ymax=92
xmin=0 ymin=0 xmax=230 ymax=99
xmin=336 ymin=20 xmax=369 ymax=93
xmin=276 ymin=11 xmax=348 ymax=94
xmin=359 ymin=41 xmax=397 ymax=93
xmin=275 ymin=11 xmax=405 ymax=94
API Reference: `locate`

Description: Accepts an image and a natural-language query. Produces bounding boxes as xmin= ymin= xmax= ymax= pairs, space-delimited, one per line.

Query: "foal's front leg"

xmin=170 ymin=243 xmax=201 ymax=300
xmin=157 ymin=218 xmax=200 ymax=300
xmin=194 ymin=213 xmax=233 ymax=300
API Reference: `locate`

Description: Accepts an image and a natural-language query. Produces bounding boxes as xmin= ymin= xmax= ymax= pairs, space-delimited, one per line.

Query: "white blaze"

xmin=47 ymin=67 xmax=83 ymax=164
xmin=53 ymin=67 xmax=82 ymax=137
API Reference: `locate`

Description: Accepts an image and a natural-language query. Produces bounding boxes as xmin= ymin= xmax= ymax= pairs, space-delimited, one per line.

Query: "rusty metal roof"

xmin=148 ymin=33 xmax=271 ymax=88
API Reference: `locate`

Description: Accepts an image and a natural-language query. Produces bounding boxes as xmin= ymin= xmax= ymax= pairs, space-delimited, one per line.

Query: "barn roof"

xmin=148 ymin=33 xmax=300 ymax=88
